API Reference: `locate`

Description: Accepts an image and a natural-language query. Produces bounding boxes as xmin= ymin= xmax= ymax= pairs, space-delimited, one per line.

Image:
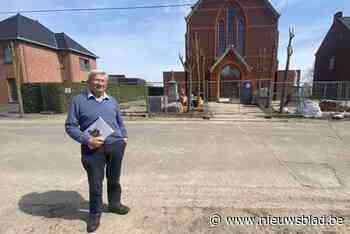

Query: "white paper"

xmin=84 ymin=116 xmax=115 ymax=140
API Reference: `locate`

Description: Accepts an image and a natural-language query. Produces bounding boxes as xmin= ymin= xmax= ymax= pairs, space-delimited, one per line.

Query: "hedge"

xmin=21 ymin=82 xmax=148 ymax=113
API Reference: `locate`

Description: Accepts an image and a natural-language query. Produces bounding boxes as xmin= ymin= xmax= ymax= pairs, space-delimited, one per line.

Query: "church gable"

xmin=184 ymin=0 xmax=279 ymax=100
xmin=210 ymin=48 xmax=252 ymax=75
xmin=187 ymin=0 xmax=279 ymax=25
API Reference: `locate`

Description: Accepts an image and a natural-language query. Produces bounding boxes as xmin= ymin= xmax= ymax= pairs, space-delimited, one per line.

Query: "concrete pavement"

xmin=0 ymin=119 xmax=350 ymax=233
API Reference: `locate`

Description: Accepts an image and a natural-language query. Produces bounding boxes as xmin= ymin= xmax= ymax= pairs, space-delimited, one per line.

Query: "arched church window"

xmin=221 ymin=65 xmax=241 ymax=78
xmin=218 ymin=20 xmax=225 ymax=56
xmin=227 ymin=7 xmax=235 ymax=48
xmin=237 ymin=19 xmax=245 ymax=55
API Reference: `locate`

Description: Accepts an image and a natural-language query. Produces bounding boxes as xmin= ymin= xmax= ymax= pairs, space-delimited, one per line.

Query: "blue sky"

xmin=1 ymin=0 xmax=349 ymax=82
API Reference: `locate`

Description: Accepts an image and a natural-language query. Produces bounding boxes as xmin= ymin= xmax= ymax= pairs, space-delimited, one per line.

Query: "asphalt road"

xmin=0 ymin=119 xmax=350 ymax=233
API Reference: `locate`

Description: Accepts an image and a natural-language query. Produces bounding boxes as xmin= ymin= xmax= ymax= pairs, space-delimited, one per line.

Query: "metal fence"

xmin=271 ymin=81 xmax=350 ymax=115
xmin=116 ymin=80 xmax=350 ymax=116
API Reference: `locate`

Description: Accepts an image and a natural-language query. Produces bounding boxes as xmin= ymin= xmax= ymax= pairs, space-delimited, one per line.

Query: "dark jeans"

xmin=81 ymin=140 xmax=126 ymax=214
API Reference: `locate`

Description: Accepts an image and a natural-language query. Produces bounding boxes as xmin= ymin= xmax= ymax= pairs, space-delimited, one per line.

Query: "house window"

xmin=79 ymin=58 xmax=90 ymax=71
xmin=218 ymin=20 xmax=225 ymax=56
xmin=3 ymin=46 xmax=12 ymax=64
xmin=227 ymin=7 xmax=236 ymax=48
xmin=237 ymin=19 xmax=245 ymax=55
xmin=329 ymin=56 xmax=335 ymax=70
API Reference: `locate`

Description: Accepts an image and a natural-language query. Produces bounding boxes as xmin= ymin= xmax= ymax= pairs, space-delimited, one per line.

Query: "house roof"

xmin=186 ymin=0 xmax=280 ymax=20
xmin=339 ymin=17 xmax=350 ymax=31
xmin=210 ymin=47 xmax=252 ymax=73
xmin=0 ymin=14 xmax=97 ymax=58
xmin=55 ymin=33 xmax=97 ymax=58
xmin=0 ymin=14 xmax=57 ymax=48
xmin=316 ymin=14 xmax=350 ymax=55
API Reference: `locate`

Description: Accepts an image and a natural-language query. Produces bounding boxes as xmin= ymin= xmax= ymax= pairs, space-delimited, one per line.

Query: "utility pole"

xmin=279 ymin=28 xmax=295 ymax=113
xmin=10 ymin=42 xmax=24 ymax=118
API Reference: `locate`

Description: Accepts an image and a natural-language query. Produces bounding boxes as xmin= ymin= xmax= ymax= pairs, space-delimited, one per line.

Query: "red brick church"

xmin=165 ymin=0 xmax=280 ymax=101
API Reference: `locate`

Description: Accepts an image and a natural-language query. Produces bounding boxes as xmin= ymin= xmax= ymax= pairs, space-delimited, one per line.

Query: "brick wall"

xmin=20 ymin=42 xmax=62 ymax=83
xmin=68 ymin=52 xmax=97 ymax=82
xmin=59 ymin=51 xmax=71 ymax=82
xmin=20 ymin=43 xmax=97 ymax=83
xmin=186 ymin=0 xmax=279 ymax=100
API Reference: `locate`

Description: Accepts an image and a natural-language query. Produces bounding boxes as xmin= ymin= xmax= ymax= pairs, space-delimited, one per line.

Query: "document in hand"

xmin=84 ymin=116 xmax=114 ymax=140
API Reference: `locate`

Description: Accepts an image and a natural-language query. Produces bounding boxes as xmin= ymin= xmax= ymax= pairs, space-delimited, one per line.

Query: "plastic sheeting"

xmin=295 ymin=100 xmax=322 ymax=118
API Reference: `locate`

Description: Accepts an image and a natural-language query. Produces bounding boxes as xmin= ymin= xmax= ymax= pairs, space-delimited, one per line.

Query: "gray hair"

xmin=88 ymin=69 xmax=108 ymax=81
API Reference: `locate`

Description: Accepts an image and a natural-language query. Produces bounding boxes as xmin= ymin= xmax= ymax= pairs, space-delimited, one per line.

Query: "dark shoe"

xmin=108 ymin=203 xmax=130 ymax=215
xmin=87 ymin=213 xmax=101 ymax=233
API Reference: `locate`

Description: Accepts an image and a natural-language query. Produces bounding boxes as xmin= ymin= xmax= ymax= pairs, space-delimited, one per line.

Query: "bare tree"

xmin=179 ymin=53 xmax=194 ymax=111
xmin=179 ymin=34 xmax=203 ymax=111
xmin=279 ymin=28 xmax=295 ymax=113
xmin=194 ymin=32 xmax=201 ymax=97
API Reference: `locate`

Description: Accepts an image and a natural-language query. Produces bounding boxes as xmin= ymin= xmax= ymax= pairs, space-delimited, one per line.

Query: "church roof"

xmin=339 ymin=17 xmax=350 ymax=31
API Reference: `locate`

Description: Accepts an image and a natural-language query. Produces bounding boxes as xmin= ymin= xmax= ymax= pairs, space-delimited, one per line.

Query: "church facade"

xmin=184 ymin=0 xmax=280 ymax=100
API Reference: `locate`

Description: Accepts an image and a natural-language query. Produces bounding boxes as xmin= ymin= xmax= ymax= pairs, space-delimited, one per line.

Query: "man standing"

xmin=65 ymin=70 xmax=129 ymax=233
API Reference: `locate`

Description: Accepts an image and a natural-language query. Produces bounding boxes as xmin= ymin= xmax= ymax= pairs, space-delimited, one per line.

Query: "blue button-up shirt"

xmin=65 ymin=89 xmax=128 ymax=145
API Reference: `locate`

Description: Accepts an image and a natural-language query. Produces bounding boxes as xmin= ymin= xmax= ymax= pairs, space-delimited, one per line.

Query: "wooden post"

xmin=269 ymin=79 xmax=274 ymax=118
xmin=279 ymin=28 xmax=295 ymax=113
xmin=201 ymin=50 xmax=207 ymax=102
xmin=10 ymin=42 xmax=24 ymax=118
